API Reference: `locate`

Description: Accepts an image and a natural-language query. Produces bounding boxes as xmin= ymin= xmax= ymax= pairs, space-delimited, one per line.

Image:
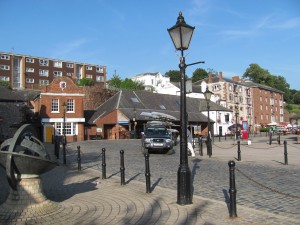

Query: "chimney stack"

xmin=232 ymin=76 xmax=239 ymax=82
xmin=208 ymin=72 xmax=212 ymax=83
xmin=219 ymin=72 xmax=223 ymax=82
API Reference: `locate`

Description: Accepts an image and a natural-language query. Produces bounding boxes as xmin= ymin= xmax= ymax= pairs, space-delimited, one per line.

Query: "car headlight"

xmin=145 ymin=138 xmax=151 ymax=142
xmin=166 ymin=139 xmax=172 ymax=142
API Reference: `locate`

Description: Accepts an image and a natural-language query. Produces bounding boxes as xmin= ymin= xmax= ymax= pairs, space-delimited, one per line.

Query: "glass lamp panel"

xmin=181 ymin=26 xmax=194 ymax=49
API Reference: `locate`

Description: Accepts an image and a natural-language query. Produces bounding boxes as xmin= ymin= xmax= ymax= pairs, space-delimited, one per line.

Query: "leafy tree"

xmin=120 ymin=78 xmax=144 ymax=90
xmin=165 ymin=70 xmax=180 ymax=82
xmin=192 ymin=68 xmax=208 ymax=83
xmin=243 ymin=63 xmax=271 ymax=85
xmin=0 ymin=80 xmax=10 ymax=89
xmin=293 ymin=91 xmax=300 ymax=104
xmin=78 ymin=78 xmax=94 ymax=86
xmin=108 ymin=74 xmax=122 ymax=89
xmin=108 ymin=75 xmax=144 ymax=90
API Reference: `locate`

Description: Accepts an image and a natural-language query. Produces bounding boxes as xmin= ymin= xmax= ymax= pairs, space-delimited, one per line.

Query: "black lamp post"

xmin=168 ymin=11 xmax=195 ymax=205
xmin=234 ymin=95 xmax=239 ymax=141
xmin=133 ymin=107 xmax=137 ymax=139
xmin=62 ymin=102 xmax=67 ymax=164
xmin=204 ymin=87 xmax=212 ymax=157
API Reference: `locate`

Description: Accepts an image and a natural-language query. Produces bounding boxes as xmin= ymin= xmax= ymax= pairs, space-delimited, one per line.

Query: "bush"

xmin=260 ymin=128 xmax=270 ymax=132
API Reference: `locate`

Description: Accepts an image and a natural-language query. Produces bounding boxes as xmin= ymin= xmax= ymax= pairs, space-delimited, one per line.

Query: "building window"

xmin=39 ymin=69 xmax=49 ymax=76
xmin=0 ymin=65 xmax=10 ymax=70
xmin=39 ymin=59 xmax=49 ymax=66
xmin=86 ymin=74 xmax=93 ymax=79
xmin=96 ymin=75 xmax=104 ymax=82
xmin=26 ymin=58 xmax=34 ymax=63
xmin=229 ymin=94 xmax=233 ymax=102
xmin=39 ymin=79 xmax=49 ymax=85
xmin=66 ymin=63 xmax=74 ymax=68
xmin=26 ymin=78 xmax=34 ymax=83
xmin=96 ymin=66 xmax=103 ymax=73
xmin=86 ymin=66 xmax=93 ymax=70
xmin=67 ymin=99 xmax=74 ymax=112
xmin=66 ymin=72 xmax=72 ymax=77
xmin=51 ymin=99 xmax=59 ymax=112
xmin=53 ymin=61 xmax=62 ymax=68
xmin=159 ymin=105 xmax=166 ymax=110
xmin=0 ymin=54 xmax=10 ymax=60
xmin=53 ymin=71 xmax=62 ymax=77
xmin=26 ymin=68 xmax=34 ymax=73
xmin=55 ymin=122 xmax=77 ymax=135
xmin=0 ymin=76 xmax=10 ymax=81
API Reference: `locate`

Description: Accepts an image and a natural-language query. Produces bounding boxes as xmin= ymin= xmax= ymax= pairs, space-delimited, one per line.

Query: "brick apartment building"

xmin=34 ymin=77 xmax=85 ymax=143
xmin=195 ymin=73 xmax=285 ymax=131
xmin=0 ymin=52 xmax=106 ymax=90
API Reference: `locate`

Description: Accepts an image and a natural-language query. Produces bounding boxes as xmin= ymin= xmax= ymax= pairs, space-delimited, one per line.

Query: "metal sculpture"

xmin=0 ymin=124 xmax=58 ymax=190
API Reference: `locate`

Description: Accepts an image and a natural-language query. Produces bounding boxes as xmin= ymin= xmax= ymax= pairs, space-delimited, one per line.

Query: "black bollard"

xmin=228 ymin=160 xmax=237 ymax=218
xmin=102 ymin=148 xmax=106 ymax=179
xmin=120 ymin=150 xmax=125 ymax=185
xmin=237 ymin=141 xmax=241 ymax=161
xmin=144 ymin=153 xmax=151 ymax=193
xmin=199 ymin=137 xmax=203 ymax=156
xmin=225 ymin=133 xmax=227 ymax=141
xmin=54 ymin=139 xmax=59 ymax=159
xmin=277 ymin=133 xmax=281 ymax=145
xmin=269 ymin=132 xmax=272 ymax=145
xmin=77 ymin=146 xmax=81 ymax=171
xmin=284 ymin=140 xmax=288 ymax=165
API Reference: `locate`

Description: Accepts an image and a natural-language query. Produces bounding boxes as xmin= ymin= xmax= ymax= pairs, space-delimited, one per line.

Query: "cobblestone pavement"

xmin=0 ymin=134 xmax=299 ymax=224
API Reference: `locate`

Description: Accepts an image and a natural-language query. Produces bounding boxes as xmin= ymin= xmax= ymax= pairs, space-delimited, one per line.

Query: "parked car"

xmin=141 ymin=122 xmax=173 ymax=154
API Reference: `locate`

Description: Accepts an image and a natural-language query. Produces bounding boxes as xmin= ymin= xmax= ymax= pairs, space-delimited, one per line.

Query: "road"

xmin=64 ymin=134 xmax=300 ymax=221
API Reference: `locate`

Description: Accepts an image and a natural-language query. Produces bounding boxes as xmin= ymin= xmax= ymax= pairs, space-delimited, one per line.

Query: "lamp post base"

xmin=177 ymin=164 xmax=193 ymax=205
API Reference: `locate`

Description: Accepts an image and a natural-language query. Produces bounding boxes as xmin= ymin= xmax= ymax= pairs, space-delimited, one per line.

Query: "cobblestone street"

xmin=65 ymin=135 xmax=300 ymax=221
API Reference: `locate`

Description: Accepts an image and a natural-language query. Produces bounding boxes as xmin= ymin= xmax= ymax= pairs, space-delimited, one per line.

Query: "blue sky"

xmin=1 ymin=0 xmax=299 ymax=90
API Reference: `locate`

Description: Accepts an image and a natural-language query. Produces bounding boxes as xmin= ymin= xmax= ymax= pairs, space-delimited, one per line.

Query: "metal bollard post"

xmin=120 ymin=150 xmax=125 ymax=185
xmin=277 ymin=133 xmax=281 ymax=145
xmin=225 ymin=133 xmax=227 ymax=141
xmin=237 ymin=141 xmax=241 ymax=161
xmin=102 ymin=148 xmax=106 ymax=179
xmin=199 ymin=137 xmax=203 ymax=156
xmin=228 ymin=160 xmax=237 ymax=218
xmin=284 ymin=140 xmax=288 ymax=165
xmin=54 ymin=139 xmax=59 ymax=159
xmin=269 ymin=132 xmax=272 ymax=145
xmin=144 ymin=153 xmax=151 ymax=193
xmin=77 ymin=146 xmax=81 ymax=171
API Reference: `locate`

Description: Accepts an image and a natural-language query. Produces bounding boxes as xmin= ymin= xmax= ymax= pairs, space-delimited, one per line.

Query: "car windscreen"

xmin=145 ymin=127 xmax=168 ymax=136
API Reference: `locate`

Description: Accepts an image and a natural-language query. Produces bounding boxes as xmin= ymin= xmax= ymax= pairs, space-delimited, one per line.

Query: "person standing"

xmin=187 ymin=128 xmax=195 ymax=157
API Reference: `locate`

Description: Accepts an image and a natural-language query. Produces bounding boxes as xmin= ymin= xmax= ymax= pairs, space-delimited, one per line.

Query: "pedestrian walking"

xmin=187 ymin=129 xmax=195 ymax=157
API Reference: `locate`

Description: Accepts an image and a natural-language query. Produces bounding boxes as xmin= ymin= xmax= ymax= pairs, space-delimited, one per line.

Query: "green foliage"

xmin=260 ymin=128 xmax=270 ymax=132
xmin=285 ymin=104 xmax=300 ymax=114
xmin=0 ymin=80 xmax=11 ymax=89
xmin=165 ymin=70 xmax=180 ymax=82
xmin=292 ymin=92 xmax=300 ymax=104
xmin=108 ymin=75 xmax=144 ymax=90
xmin=243 ymin=63 xmax=294 ymax=103
xmin=192 ymin=68 xmax=207 ymax=83
xmin=78 ymin=78 xmax=95 ymax=86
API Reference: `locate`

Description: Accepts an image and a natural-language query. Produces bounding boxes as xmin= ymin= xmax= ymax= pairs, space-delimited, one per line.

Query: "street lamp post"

xmin=133 ymin=107 xmax=137 ymax=139
xmin=234 ymin=95 xmax=239 ymax=141
xmin=204 ymin=87 xmax=212 ymax=157
xmin=62 ymin=102 xmax=67 ymax=164
xmin=168 ymin=11 xmax=195 ymax=205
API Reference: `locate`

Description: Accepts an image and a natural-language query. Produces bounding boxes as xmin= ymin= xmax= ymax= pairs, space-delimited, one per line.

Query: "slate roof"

xmin=88 ymin=90 xmax=231 ymax=125
xmin=0 ymin=86 xmax=24 ymax=101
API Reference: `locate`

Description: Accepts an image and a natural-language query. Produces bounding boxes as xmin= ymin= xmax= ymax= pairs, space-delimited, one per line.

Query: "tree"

xmin=293 ymin=91 xmax=300 ymax=104
xmin=192 ymin=68 xmax=208 ymax=83
xmin=243 ymin=63 xmax=271 ymax=85
xmin=108 ymin=75 xmax=144 ymax=90
xmin=78 ymin=78 xmax=94 ymax=86
xmin=0 ymin=80 xmax=10 ymax=89
xmin=108 ymin=74 xmax=122 ymax=89
xmin=165 ymin=70 xmax=180 ymax=82
xmin=120 ymin=78 xmax=144 ymax=90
